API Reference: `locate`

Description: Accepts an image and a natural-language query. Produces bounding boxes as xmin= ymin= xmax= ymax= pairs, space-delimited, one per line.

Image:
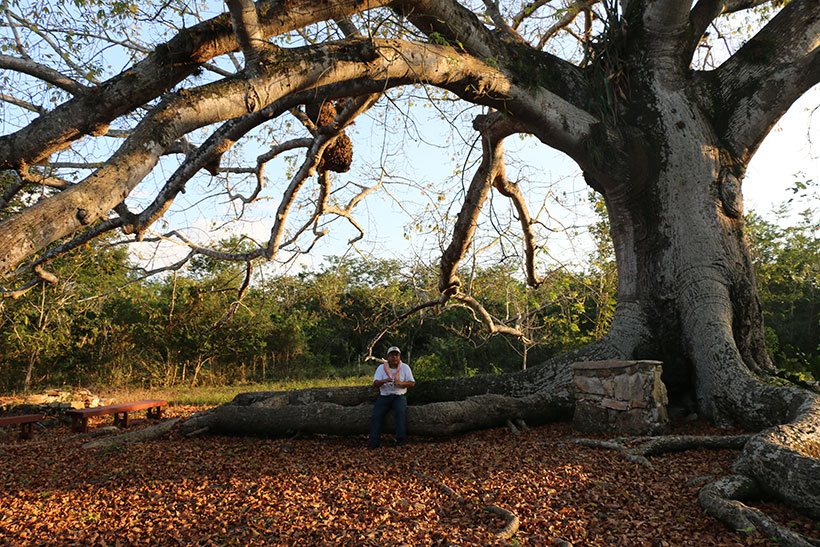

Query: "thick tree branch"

xmin=439 ymin=112 xmax=522 ymax=295
xmin=0 ymin=0 xmax=394 ymax=171
xmin=707 ymin=0 xmax=820 ymax=163
xmin=490 ymin=158 xmax=542 ymax=288
xmin=642 ymin=1 xmax=691 ymax=37
xmin=0 ymin=38 xmax=600 ymax=278
xmin=688 ymin=1 xmax=776 ymax=56
xmin=395 ymin=0 xmax=592 ymax=109
xmin=225 ymin=0 xmax=271 ymax=73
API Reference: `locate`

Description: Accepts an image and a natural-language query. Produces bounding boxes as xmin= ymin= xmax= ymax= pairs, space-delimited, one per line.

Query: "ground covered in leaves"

xmin=1 ymin=406 xmax=816 ymax=545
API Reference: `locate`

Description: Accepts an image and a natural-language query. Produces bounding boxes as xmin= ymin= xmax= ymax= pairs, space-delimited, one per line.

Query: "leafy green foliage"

xmin=747 ymin=180 xmax=819 ymax=380
xmin=1 ymin=185 xmax=815 ymax=390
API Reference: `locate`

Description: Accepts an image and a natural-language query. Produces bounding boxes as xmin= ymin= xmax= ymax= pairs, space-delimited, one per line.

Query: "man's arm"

xmin=397 ymin=366 xmax=415 ymax=388
xmin=373 ymin=368 xmax=391 ymax=387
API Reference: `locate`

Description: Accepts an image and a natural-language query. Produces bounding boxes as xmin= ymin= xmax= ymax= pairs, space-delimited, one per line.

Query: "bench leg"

xmin=71 ymin=415 xmax=88 ymax=433
xmin=20 ymin=422 xmax=33 ymax=440
xmin=147 ymin=406 xmax=162 ymax=420
xmin=114 ymin=412 xmax=129 ymax=428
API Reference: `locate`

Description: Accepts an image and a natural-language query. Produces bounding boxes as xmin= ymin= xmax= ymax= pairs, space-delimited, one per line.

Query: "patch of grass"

xmin=95 ymin=376 xmax=372 ymax=407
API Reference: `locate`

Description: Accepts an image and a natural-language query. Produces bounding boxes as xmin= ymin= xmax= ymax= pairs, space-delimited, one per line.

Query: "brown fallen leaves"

xmin=0 ymin=406 xmax=816 ymax=545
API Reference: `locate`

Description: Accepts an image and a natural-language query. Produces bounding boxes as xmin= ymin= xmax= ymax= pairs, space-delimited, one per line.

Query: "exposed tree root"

xmin=573 ymin=434 xmax=752 ymax=468
xmin=412 ymin=469 xmax=464 ymax=503
xmin=81 ymin=418 xmax=180 ymax=450
xmin=506 ymin=419 xmax=521 ymax=436
xmin=413 ymin=467 xmax=520 ymax=541
xmin=734 ymin=391 xmax=820 ymax=520
xmin=698 ymin=475 xmax=818 ymax=547
xmin=184 ymin=426 xmax=210 ymax=438
xmin=575 ymin=431 xmax=817 ymax=545
xmin=484 ymin=504 xmax=521 ymax=540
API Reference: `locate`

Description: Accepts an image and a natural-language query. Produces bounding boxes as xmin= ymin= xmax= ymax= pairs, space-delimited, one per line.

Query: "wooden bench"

xmin=68 ymin=400 xmax=167 ymax=433
xmin=0 ymin=414 xmax=45 ymax=440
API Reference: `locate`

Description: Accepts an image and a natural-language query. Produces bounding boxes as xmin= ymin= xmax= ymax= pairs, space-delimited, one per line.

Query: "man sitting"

xmin=369 ymin=346 xmax=415 ymax=449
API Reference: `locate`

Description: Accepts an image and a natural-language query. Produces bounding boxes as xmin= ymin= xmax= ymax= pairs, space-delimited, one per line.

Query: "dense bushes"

xmin=0 ymin=197 xmax=816 ymax=390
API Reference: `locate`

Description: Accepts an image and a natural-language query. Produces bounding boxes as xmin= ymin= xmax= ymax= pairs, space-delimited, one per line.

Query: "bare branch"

xmin=5 ymin=9 xmax=98 ymax=83
xmin=511 ymin=0 xmax=552 ymax=30
xmin=208 ymin=261 xmax=254 ymax=331
xmin=689 ymin=1 xmax=776 ymax=55
xmin=0 ymin=93 xmax=46 ymax=114
xmin=225 ymin=137 xmax=312 ymax=208
xmin=364 ymin=296 xmax=447 ymax=361
xmin=130 ymin=251 xmax=195 ymax=281
xmin=491 ymin=159 xmax=542 ymax=288
xmin=537 ymin=0 xmax=597 ymax=50
xmin=3 ymin=9 xmax=30 ymax=59
xmin=481 ymin=0 xmax=524 ymax=42
xmin=451 ymin=293 xmax=529 ymax=341
xmin=439 ymin=112 xmax=524 ymax=295
xmin=0 ymin=54 xmax=89 ymax=94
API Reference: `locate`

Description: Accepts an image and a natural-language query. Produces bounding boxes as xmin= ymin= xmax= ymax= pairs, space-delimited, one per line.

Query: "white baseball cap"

xmin=387 ymin=346 xmax=401 ymax=355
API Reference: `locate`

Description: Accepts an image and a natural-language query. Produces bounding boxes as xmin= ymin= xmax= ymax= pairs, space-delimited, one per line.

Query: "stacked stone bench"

xmin=68 ymin=400 xmax=167 ymax=433
xmin=572 ymin=360 xmax=669 ymax=435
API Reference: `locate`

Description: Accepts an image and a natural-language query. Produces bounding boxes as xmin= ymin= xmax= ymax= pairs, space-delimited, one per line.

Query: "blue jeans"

xmin=369 ymin=394 xmax=407 ymax=448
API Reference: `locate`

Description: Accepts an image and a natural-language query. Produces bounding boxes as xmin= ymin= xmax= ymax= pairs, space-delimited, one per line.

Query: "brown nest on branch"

xmin=305 ymin=100 xmax=353 ymax=173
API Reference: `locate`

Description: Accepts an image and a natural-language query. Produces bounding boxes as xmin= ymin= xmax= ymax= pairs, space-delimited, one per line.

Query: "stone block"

xmin=601 ymin=398 xmax=629 ymax=411
xmin=573 ymin=401 xmax=612 ymax=433
xmin=574 ymin=375 xmax=606 ymax=396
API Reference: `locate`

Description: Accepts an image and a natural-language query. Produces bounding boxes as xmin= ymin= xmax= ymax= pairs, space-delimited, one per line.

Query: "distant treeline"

xmin=0 ymin=208 xmax=816 ymax=391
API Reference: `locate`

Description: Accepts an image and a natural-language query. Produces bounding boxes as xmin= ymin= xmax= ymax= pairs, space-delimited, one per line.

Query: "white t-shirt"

xmin=374 ymin=362 xmax=415 ymax=396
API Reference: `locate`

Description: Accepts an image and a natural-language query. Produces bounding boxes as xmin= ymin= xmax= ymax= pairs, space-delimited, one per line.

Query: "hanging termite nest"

xmin=305 ymin=100 xmax=353 ymax=173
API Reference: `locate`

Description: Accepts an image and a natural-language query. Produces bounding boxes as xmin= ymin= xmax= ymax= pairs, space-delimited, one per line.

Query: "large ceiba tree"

xmin=0 ymin=0 xmax=817 ymax=541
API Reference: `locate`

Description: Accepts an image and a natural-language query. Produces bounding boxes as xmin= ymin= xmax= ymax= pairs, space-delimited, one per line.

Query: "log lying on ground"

xmin=228 ymin=359 xmax=570 ymax=407
xmin=182 ymin=391 xmax=572 ymax=437
xmin=180 ymin=359 xmax=576 ymax=437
